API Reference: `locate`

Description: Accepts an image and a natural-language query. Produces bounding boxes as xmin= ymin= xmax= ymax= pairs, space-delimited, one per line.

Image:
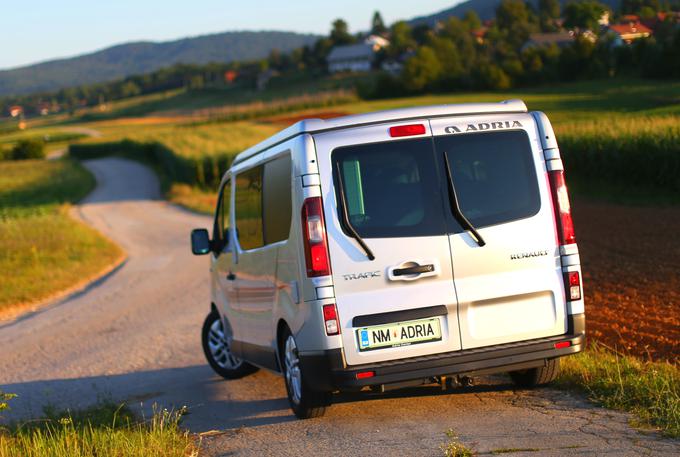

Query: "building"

xmin=607 ymin=22 xmax=652 ymax=45
xmin=8 ymin=105 xmax=23 ymax=117
xmin=327 ymin=35 xmax=389 ymax=73
xmin=521 ymin=32 xmax=575 ymax=52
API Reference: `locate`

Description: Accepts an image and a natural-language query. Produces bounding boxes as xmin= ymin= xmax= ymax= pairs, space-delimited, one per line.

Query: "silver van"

xmin=191 ymin=101 xmax=585 ymax=419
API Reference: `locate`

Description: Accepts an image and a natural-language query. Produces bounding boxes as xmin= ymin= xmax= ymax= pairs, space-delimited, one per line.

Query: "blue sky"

xmin=2 ymin=0 xmax=462 ymax=70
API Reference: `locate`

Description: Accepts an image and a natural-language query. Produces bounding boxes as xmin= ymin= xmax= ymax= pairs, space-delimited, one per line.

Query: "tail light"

xmin=563 ymin=271 xmax=581 ymax=301
xmin=302 ymin=197 xmax=330 ymax=277
xmin=389 ymin=124 xmax=426 ymax=137
xmin=322 ymin=304 xmax=340 ymax=335
xmin=548 ymin=170 xmax=576 ymax=246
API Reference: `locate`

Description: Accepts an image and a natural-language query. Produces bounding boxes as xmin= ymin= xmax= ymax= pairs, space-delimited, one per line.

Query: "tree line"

xmin=2 ymin=0 xmax=679 ymax=116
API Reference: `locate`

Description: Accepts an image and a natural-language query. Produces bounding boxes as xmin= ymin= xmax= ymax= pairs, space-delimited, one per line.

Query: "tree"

xmin=496 ymin=0 xmax=531 ymax=30
xmin=563 ymin=1 xmax=607 ymax=31
xmin=463 ymin=10 xmax=482 ymax=30
xmin=330 ymin=19 xmax=355 ymax=45
xmin=440 ymin=17 xmax=478 ymax=74
xmin=386 ymin=21 xmax=416 ymax=58
xmin=402 ymin=46 xmax=442 ymax=91
xmin=539 ymin=0 xmax=561 ymax=31
xmin=371 ymin=11 xmax=387 ymax=36
xmin=428 ymin=36 xmax=463 ymax=83
xmin=621 ymin=0 xmax=660 ymax=14
xmin=495 ymin=0 xmax=538 ymax=48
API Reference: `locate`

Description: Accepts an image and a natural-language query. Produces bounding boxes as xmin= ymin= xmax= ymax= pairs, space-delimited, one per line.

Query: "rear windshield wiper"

xmin=334 ymin=161 xmax=375 ymax=261
xmin=443 ymin=153 xmax=486 ymax=247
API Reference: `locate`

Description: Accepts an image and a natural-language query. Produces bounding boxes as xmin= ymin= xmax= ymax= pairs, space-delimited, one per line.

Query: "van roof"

xmin=232 ymin=100 xmax=528 ymax=165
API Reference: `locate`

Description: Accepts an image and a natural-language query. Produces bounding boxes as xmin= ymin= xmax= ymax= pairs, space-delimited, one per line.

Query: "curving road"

xmin=0 ymin=158 xmax=677 ymax=456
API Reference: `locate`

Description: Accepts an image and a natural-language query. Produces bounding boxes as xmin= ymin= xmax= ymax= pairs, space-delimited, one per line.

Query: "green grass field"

xmin=66 ymin=77 xmax=675 ymax=212
xmin=0 ymin=160 xmax=122 ymax=315
xmin=0 ymin=401 xmax=198 ymax=457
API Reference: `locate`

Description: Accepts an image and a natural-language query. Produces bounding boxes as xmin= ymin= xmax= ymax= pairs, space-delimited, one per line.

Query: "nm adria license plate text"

xmin=357 ymin=317 xmax=442 ymax=351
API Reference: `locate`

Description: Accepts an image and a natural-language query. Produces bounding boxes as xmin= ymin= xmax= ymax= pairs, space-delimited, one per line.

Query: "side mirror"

xmin=191 ymin=228 xmax=211 ymax=255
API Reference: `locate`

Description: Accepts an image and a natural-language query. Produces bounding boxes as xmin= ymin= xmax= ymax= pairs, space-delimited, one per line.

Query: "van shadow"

xmin=1 ymin=364 xmax=517 ymax=432
xmin=0 ymin=365 xmax=294 ymax=432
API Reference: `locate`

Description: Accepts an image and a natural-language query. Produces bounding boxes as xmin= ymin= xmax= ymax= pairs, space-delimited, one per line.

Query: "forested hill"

xmin=0 ymin=31 xmax=318 ymax=96
xmin=409 ymin=0 xmax=622 ymax=24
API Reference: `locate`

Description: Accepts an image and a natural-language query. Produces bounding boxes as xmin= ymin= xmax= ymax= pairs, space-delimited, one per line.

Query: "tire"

xmin=510 ymin=358 xmax=561 ymax=388
xmin=280 ymin=329 xmax=331 ymax=419
xmin=201 ymin=309 xmax=257 ymax=379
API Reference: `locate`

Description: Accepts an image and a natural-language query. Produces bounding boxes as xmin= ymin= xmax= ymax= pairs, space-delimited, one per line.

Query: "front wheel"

xmin=201 ymin=309 xmax=257 ymax=379
xmin=281 ymin=330 xmax=331 ymax=419
xmin=510 ymin=358 xmax=560 ymax=388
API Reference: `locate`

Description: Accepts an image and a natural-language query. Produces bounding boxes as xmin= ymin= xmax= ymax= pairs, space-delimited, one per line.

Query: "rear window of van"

xmin=331 ymin=130 xmax=541 ymax=238
xmin=435 ymin=130 xmax=541 ymax=229
xmin=332 ymin=138 xmax=447 ymax=238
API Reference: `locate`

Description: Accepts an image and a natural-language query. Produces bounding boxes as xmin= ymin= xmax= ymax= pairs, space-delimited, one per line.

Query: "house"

xmin=38 ymin=103 xmax=51 ymax=116
xmin=472 ymin=27 xmax=488 ymax=44
xmin=327 ymin=35 xmax=389 ymax=73
xmin=224 ymin=70 xmax=238 ymax=84
xmin=8 ymin=105 xmax=23 ymax=117
xmin=521 ymin=32 xmax=575 ymax=52
xmin=607 ymin=22 xmax=652 ymax=45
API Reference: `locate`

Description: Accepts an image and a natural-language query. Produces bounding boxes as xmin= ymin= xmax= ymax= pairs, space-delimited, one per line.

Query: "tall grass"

xmin=558 ymin=343 xmax=679 ymax=438
xmin=0 ymin=403 xmax=198 ymax=457
xmin=557 ymin=117 xmax=680 ymax=193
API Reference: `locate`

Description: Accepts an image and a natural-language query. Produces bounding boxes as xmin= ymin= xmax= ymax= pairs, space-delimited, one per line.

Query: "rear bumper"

xmin=300 ymin=314 xmax=585 ymax=391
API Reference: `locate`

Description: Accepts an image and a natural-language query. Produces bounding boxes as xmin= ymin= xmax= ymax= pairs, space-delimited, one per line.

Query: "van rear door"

xmin=430 ymin=114 xmax=567 ymax=350
xmin=314 ymin=122 xmax=461 ymax=366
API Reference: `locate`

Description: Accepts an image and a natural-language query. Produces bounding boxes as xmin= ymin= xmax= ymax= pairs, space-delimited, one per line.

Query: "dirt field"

xmin=573 ymin=198 xmax=680 ymax=363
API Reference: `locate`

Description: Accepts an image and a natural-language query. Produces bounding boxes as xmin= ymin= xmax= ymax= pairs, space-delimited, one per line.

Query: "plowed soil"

xmin=573 ymin=199 xmax=680 ymax=363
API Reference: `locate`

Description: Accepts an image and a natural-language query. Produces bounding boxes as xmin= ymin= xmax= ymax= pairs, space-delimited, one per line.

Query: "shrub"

xmin=9 ymin=139 xmax=45 ymax=160
xmin=0 ymin=390 xmax=16 ymax=414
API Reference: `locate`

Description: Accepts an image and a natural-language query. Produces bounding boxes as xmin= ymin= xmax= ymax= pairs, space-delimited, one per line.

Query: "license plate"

xmin=356 ymin=317 xmax=442 ymax=351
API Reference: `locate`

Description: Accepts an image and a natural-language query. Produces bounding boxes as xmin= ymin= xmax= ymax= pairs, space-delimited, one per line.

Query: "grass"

xmin=0 ymin=160 xmax=122 ymax=314
xmin=167 ymin=184 xmax=217 ymax=214
xmin=440 ymin=429 xmax=474 ymax=457
xmin=557 ymin=343 xmax=679 ymax=438
xmin=0 ymin=401 xmax=198 ymax=457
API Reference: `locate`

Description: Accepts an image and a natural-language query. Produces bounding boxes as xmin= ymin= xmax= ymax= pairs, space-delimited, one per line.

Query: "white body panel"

xmin=313 ymin=122 xmax=462 ymax=366
xmin=207 ymin=101 xmax=583 ymax=376
xmin=429 ymin=114 xmax=566 ymax=349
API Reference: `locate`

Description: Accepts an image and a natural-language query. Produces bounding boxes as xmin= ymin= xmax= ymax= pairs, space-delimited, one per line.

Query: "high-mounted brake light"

xmin=548 ymin=170 xmax=576 ymax=246
xmin=323 ymin=304 xmax=340 ymax=336
xmin=302 ymin=197 xmax=330 ymax=277
xmin=563 ymin=271 xmax=581 ymax=301
xmin=389 ymin=124 xmax=426 ymax=137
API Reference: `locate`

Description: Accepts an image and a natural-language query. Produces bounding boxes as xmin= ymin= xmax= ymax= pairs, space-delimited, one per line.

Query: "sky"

xmin=1 ymin=0 xmax=463 ymax=70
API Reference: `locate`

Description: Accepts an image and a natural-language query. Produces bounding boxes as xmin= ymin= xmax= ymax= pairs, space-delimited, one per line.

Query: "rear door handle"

xmin=387 ymin=260 xmax=440 ymax=282
xmin=393 ymin=264 xmax=435 ymax=276
xmin=227 ymin=272 xmax=236 ymax=281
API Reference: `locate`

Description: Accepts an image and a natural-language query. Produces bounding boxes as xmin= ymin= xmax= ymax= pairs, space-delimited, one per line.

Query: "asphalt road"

xmin=0 ymin=158 xmax=677 ymax=456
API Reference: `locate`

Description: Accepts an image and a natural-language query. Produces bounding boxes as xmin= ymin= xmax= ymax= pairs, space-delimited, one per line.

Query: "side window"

xmin=263 ymin=154 xmax=292 ymax=244
xmin=235 ymin=166 xmax=264 ymax=250
xmin=214 ymin=180 xmax=230 ymax=249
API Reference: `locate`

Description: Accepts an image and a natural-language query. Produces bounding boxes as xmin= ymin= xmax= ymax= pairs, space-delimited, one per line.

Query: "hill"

xmin=409 ymin=0 xmax=622 ymax=25
xmin=0 ymin=31 xmax=318 ymax=96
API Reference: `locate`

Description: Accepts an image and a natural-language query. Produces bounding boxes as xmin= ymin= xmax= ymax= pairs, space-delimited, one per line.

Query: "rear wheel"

xmin=202 ymin=309 xmax=257 ymax=379
xmin=281 ymin=330 xmax=331 ymax=419
xmin=510 ymin=358 xmax=560 ymax=388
